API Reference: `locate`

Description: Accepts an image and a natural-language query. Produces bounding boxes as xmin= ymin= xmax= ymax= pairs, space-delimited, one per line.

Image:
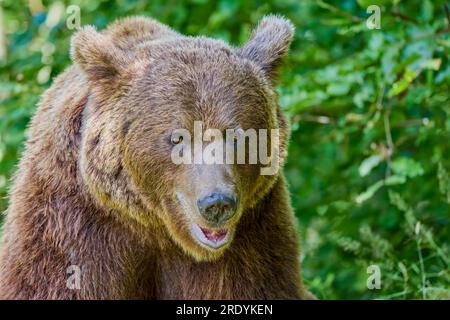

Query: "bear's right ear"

xmin=70 ymin=26 xmax=132 ymax=84
xmin=237 ymin=15 xmax=294 ymax=85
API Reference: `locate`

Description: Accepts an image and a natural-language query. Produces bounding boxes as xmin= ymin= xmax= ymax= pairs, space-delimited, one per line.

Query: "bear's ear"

xmin=237 ymin=15 xmax=294 ymax=84
xmin=70 ymin=26 xmax=132 ymax=84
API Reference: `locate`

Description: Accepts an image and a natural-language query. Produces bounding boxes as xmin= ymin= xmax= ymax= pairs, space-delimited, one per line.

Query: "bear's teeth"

xmin=200 ymin=227 xmax=228 ymax=242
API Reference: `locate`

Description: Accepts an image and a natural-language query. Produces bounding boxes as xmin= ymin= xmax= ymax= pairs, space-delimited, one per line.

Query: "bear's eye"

xmin=171 ymin=135 xmax=183 ymax=145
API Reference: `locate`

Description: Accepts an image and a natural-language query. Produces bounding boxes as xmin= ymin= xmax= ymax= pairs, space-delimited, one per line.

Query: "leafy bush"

xmin=0 ymin=0 xmax=449 ymax=299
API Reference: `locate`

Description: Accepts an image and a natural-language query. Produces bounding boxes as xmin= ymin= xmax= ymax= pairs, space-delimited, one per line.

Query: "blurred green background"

xmin=0 ymin=0 xmax=449 ymax=299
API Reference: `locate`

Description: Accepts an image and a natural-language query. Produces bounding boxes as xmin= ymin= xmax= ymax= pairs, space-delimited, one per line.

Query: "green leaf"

xmin=388 ymin=190 xmax=409 ymax=212
xmin=355 ymin=180 xmax=384 ymax=204
xmin=358 ymin=155 xmax=383 ymax=177
xmin=388 ymin=69 xmax=419 ymax=97
xmin=420 ymin=0 xmax=433 ymax=22
xmin=391 ymin=157 xmax=425 ymax=178
xmin=326 ymin=83 xmax=351 ymax=96
xmin=384 ymin=175 xmax=407 ymax=185
xmin=437 ymin=162 xmax=450 ymax=204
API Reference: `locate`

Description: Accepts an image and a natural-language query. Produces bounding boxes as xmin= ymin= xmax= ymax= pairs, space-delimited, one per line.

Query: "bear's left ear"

xmin=237 ymin=15 xmax=294 ymax=84
xmin=70 ymin=26 xmax=133 ymax=85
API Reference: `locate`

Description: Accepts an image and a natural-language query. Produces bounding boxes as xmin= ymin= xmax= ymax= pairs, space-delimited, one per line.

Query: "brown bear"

xmin=0 ymin=15 xmax=312 ymax=299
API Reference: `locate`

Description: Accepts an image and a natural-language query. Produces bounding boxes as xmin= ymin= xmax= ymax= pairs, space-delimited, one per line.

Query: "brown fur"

xmin=0 ymin=16 xmax=312 ymax=299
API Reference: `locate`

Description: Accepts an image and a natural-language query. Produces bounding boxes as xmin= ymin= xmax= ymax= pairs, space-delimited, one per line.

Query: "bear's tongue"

xmin=200 ymin=227 xmax=228 ymax=242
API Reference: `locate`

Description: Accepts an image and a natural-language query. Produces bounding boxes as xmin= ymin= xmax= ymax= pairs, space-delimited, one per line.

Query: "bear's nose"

xmin=197 ymin=193 xmax=237 ymax=225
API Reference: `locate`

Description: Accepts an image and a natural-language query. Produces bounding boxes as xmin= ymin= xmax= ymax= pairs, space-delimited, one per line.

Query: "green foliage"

xmin=0 ymin=0 xmax=449 ymax=299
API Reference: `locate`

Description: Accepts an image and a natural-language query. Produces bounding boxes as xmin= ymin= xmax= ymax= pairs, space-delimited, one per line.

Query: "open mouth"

xmin=191 ymin=223 xmax=229 ymax=249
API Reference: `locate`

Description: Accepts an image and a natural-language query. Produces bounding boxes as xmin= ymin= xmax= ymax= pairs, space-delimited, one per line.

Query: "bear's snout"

xmin=197 ymin=193 xmax=237 ymax=225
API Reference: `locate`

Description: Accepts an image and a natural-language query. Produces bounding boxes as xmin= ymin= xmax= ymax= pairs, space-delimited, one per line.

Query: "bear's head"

xmin=71 ymin=16 xmax=294 ymax=261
